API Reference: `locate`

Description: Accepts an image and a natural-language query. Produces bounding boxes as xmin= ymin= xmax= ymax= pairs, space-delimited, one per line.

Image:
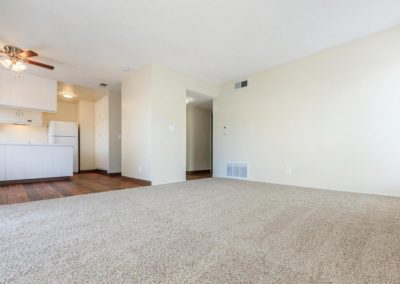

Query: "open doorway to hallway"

xmin=185 ymin=90 xmax=213 ymax=181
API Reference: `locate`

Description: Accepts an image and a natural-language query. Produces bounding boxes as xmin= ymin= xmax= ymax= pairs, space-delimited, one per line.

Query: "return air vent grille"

xmin=226 ymin=162 xmax=248 ymax=179
xmin=234 ymin=80 xmax=248 ymax=89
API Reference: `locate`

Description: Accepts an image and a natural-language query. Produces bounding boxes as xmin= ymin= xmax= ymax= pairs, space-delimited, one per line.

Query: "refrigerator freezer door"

xmin=50 ymin=121 xmax=78 ymax=137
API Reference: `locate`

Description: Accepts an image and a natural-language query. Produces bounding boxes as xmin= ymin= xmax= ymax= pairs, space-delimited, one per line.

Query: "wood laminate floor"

xmin=0 ymin=172 xmax=212 ymax=205
xmin=0 ymin=173 xmax=147 ymax=205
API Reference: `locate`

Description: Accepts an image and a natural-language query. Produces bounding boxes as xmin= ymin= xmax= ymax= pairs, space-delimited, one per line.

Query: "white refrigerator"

xmin=48 ymin=121 xmax=79 ymax=173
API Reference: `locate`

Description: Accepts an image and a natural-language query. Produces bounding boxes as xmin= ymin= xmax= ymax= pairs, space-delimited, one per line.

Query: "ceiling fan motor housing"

xmin=4 ymin=46 xmax=24 ymax=60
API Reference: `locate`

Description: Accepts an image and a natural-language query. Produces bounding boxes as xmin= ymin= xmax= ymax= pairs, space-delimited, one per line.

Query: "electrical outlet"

xmin=286 ymin=165 xmax=292 ymax=175
xmin=138 ymin=165 xmax=142 ymax=173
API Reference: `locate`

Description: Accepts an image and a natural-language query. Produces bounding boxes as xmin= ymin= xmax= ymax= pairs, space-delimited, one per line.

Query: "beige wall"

xmin=108 ymin=91 xmax=122 ymax=174
xmin=0 ymin=101 xmax=77 ymax=144
xmin=0 ymin=124 xmax=47 ymax=144
xmin=186 ymin=105 xmax=212 ymax=171
xmin=77 ymin=100 xmax=95 ymax=170
xmin=43 ymin=102 xmax=77 ymax=125
xmin=95 ymin=96 xmax=109 ymax=171
xmin=122 ymin=64 xmax=218 ymax=184
xmin=214 ymin=26 xmax=400 ymax=196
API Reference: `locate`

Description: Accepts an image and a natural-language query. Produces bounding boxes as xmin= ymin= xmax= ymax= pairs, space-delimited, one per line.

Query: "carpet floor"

xmin=1 ymin=178 xmax=400 ymax=283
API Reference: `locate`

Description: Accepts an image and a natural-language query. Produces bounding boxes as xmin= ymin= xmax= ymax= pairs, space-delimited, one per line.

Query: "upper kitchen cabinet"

xmin=0 ymin=68 xmax=57 ymax=112
xmin=0 ymin=109 xmax=43 ymax=125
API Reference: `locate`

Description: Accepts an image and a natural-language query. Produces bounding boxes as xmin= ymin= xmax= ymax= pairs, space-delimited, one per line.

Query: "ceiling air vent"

xmin=234 ymin=80 xmax=248 ymax=89
xmin=226 ymin=162 xmax=248 ymax=179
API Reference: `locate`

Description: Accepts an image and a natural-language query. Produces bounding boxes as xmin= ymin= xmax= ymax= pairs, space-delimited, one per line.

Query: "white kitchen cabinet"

xmin=0 ymin=108 xmax=43 ymax=125
xmin=0 ymin=143 xmax=73 ymax=182
xmin=0 ymin=68 xmax=57 ymax=112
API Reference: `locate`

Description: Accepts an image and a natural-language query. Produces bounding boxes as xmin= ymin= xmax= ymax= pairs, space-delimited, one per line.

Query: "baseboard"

xmin=78 ymin=169 xmax=98 ymax=174
xmin=79 ymin=169 xmax=122 ymax=177
xmin=186 ymin=169 xmax=212 ymax=175
xmin=0 ymin=176 xmax=70 ymax=186
xmin=94 ymin=169 xmax=108 ymax=176
xmin=121 ymin=176 xmax=152 ymax=186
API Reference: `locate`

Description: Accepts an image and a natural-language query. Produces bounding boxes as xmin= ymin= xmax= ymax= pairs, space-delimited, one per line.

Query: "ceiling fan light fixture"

xmin=10 ymin=61 xmax=26 ymax=72
xmin=1 ymin=57 xmax=26 ymax=72
xmin=1 ymin=58 xmax=12 ymax=68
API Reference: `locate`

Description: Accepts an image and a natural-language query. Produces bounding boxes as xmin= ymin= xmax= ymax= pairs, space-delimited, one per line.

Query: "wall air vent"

xmin=226 ymin=162 xmax=248 ymax=179
xmin=234 ymin=80 xmax=248 ymax=89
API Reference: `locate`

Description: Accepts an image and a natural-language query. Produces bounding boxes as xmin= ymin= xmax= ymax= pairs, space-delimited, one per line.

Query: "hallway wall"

xmin=186 ymin=105 xmax=212 ymax=171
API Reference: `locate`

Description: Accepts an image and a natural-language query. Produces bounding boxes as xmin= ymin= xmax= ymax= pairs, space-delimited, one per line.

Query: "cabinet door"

xmin=12 ymin=74 xmax=57 ymax=112
xmin=19 ymin=110 xmax=43 ymax=125
xmin=0 ymin=109 xmax=42 ymax=125
xmin=0 ymin=69 xmax=57 ymax=112
xmin=0 ymin=69 xmax=17 ymax=107
xmin=0 ymin=108 xmax=20 ymax=123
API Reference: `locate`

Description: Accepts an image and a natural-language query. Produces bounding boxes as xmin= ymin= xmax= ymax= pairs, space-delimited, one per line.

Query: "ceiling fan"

xmin=0 ymin=45 xmax=54 ymax=72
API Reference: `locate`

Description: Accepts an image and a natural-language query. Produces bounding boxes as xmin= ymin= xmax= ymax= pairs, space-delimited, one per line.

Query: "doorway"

xmin=185 ymin=90 xmax=213 ymax=180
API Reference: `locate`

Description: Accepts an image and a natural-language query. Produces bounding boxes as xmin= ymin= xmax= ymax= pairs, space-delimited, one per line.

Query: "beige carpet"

xmin=1 ymin=178 xmax=400 ymax=283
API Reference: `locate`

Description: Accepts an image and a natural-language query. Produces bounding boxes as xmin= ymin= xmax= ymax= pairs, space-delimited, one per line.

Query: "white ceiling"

xmin=1 ymin=0 xmax=400 ymax=91
xmin=57 ymin=82 xmax=107 ymax=103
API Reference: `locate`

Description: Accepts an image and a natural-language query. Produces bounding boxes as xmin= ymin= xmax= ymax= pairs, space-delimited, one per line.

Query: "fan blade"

xmin=24 ymin=59 xmax=54 ymax=70
xmin=18 ymin=50 xmax=38 ymax=58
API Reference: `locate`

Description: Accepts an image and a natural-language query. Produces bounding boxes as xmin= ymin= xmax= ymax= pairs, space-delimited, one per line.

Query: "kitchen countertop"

xmin=0 ymin=142 xmax=73 ymax=147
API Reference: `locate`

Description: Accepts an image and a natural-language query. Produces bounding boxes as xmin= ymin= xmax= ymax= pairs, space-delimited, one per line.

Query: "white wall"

xmin=77 ymin=100 xmax=95 ymax=170
xmin=214 ymin=26 xmax=400 ymax=196
xmin=122 ymin=65 xmax=153 ymax=181
xmin=122 ymin=64 xmax=218 ymax=184
xmin=108 ymin=91 xmax=122 ymax=173
xmin=95 ymin=96 xmax=109 ymax=171
xmin=186 ymin=105 xmax=212 ymax=171
xmin=151 ymin=65 xmax=218 ymax=184
xmin=150 ymin=65 xmax=187 ymax=184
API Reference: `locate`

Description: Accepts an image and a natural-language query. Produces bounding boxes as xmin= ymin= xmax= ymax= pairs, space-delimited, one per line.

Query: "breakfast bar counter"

xmin=0 ymin=143 xmax=73 ymax=184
